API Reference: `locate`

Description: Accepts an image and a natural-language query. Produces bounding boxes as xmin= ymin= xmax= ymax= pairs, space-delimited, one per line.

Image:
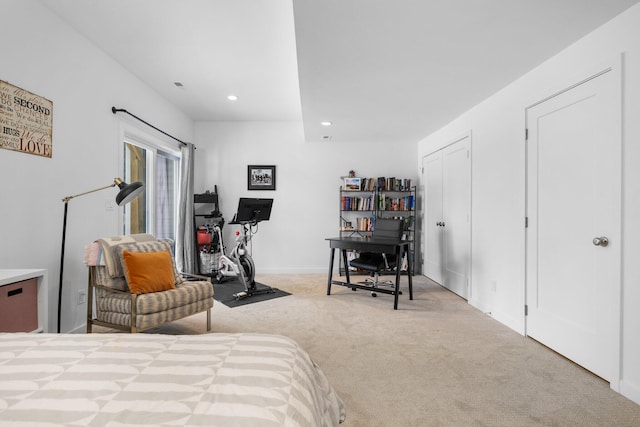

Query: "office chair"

xmin=348 ymin=218 xmax=405 ymax=297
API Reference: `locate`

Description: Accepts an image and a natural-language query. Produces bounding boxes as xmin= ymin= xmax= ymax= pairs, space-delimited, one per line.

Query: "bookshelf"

xmin=339 ymin=177 xmax=416 ymax=275
xmin=194 ymin=190 xmax=223 ymax=276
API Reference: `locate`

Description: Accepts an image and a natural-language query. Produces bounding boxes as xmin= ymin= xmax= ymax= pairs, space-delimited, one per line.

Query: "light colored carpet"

xmin=96 ymin=274 xmax=640 ymax=426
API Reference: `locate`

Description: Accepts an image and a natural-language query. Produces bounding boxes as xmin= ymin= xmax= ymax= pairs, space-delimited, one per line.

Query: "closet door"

xmin=422 ymin=135 xmax=471 ymax=299
xmin=441 ymin=140 xmax=471 ymax=298
xmin=526 ymin=68 xmax=621 ymax=382
xmin=423 ymin=151 xmax=444 ymax=284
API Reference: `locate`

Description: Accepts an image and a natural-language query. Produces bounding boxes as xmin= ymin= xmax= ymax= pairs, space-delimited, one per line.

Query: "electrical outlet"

xmin=78 ymin=290 xmax=87 ymax=305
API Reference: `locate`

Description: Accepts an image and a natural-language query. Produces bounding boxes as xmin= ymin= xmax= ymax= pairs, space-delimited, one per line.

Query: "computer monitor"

xmin=235 ymin=198 xmax=273 ymax=223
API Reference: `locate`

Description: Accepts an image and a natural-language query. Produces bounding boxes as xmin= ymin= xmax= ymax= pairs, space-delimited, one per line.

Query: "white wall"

xmin=194 ymin=121 xmax=418 ymax=274
xmin=417 ymin=4 xmax=640 ymax=404
xmin=0 ymin=1 xmax=418 ymax=332
xmin=0 ymin=1 xmax=193 ymax=333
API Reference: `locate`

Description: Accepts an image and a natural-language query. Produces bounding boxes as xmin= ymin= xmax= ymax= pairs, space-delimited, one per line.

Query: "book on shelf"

xmin=377 ymin=194 xmax=415 ymax=211
xmin=356 ymin=216 xmax=375 ymax=231
xmin=340 ymin=215 xmax=376 ymax=232
xmin=376 ymin=177 xmax=412 ymax=192
xmin=360 ymin=177 xmax=376 ymax=191
xmin=341 ymin=194 xmax=374 ymax=211
xmin=342 ymin=177 xmax=377 ymax=191
xmin=344 ymin=177 xmax=412 ymax=192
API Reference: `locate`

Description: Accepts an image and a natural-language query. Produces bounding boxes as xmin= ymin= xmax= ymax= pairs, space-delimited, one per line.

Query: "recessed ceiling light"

xmin=321 ymin=121 xmax=332 ymax=126
xmin=227 ymin=95 xmax=239 ymax=101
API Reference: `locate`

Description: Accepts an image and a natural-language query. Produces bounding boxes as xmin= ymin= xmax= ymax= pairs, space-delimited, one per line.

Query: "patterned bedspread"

xmin=0 ymin=333 xmax=345 ymax=426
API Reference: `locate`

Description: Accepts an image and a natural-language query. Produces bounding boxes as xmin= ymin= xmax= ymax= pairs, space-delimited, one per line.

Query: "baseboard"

xmin=68 ymin=323 xmax=86 ymax=334
xmin=258 ymin=267 xmax=328 ymax=275
xmin=620 ymin=379 xmax=640 ymax=405
xmin=470 ymin=298 xmax=525 ymax=336
xmin=495 ymin=310 xmax=524 ymax=335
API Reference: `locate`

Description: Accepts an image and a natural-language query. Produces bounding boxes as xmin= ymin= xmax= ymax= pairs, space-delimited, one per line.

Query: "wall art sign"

xmin=248 ymin=165 xmax=276 ymax=190
xmin=0 ymin=80 xmax=53 ymax=158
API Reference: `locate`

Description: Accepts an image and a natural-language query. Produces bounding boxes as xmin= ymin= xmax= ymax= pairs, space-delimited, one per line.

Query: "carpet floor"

xmin=98 ymin=274 xmax=640 ymax=427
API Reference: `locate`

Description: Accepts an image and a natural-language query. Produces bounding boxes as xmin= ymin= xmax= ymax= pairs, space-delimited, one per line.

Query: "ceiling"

xmin=39 ymin=0 xmax=640 ymax=144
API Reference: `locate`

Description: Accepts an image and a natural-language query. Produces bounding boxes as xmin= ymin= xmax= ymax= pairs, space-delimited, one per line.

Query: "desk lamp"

xmin=58 ymin=178 xmax=144 ymax=333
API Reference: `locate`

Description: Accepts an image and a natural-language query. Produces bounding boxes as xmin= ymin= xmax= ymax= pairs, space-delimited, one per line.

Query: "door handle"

xmin=592 ymin=236 xmax=609 ymax=247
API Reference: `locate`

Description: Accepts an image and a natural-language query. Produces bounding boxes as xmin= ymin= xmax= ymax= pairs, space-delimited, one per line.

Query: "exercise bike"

xmin=213 ymin=198 xmax=275 ymax=300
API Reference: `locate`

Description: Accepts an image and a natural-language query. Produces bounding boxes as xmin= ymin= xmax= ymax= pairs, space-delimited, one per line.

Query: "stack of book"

xmin=356 ymin=216 xmax=374 ymax=231
xmin=378 ymin=194 xmax=415 ymax=211
xmin=359 ymin=178 xmax=376 ymax=191
xmin=341 ymin=194 xmax=374 ymax=211
xmin=376 ymin=177 xmax=412 ymax=191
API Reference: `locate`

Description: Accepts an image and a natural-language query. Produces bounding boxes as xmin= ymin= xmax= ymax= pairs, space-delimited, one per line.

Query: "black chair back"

xmin=373 ymin=218 xmax=404 ymax=240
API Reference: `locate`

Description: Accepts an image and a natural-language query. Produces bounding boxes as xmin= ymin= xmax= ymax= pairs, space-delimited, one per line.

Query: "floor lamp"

xmin=58 ymin=178 xmax=144 ymax=333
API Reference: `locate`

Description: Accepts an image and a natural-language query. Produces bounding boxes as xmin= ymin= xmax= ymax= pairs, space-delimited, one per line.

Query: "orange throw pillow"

xmin=122 ymin=250 xmax=176 ymax=295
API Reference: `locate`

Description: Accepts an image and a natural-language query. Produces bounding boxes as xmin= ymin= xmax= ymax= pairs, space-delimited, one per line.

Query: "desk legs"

xmin=406 ymin=245 xmax=413 ymax=300
xmin=327 ymin=243 xmax=411 ymax=310
xmin=394 ymin=246 xmax=401 ymax=309
xmin=327 ymin=248 xmax=354 ymax=295
xmin=341 ymin=249 xmax=351 ymax=284
xmin=392 ymin=245 xmax=414 ymax=309
xmin=327 ymin=248 xmax=335 ymax=295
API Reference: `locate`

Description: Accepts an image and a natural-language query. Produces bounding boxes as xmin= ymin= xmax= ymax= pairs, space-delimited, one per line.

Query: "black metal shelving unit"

xmin=194 ymin=188 xmax=223 ymax=276
xmin=338 ymin=180 xmax=416 ymax=276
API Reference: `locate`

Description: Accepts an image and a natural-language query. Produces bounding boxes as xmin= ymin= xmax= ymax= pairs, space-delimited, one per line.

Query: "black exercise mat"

xmin=213 ymin=280 xmax=291 ymax=308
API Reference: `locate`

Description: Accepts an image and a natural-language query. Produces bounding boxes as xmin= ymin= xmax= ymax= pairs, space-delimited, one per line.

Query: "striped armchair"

xmin=85 ymin=234 xmax=214 ymax=333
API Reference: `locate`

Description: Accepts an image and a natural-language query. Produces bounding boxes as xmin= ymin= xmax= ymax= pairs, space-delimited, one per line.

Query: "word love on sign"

xmin=0 ymin=80 xmax=53 ymax=158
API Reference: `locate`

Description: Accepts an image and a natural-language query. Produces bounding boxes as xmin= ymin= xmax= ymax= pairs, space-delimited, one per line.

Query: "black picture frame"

xmin=248 ymin=165 xmax=276 ymax=190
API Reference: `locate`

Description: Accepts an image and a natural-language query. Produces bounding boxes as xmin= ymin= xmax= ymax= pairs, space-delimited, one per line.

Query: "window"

xmin=121 ymin=130 xmax=181 ymax=242
xmin=123 ymin=143 xmax=147 ymax=234
xmin=155 ymin=152 xmax=179 ymax=240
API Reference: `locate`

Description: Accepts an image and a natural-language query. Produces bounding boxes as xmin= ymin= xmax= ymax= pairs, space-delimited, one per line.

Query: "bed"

xmin=0 ymin=332 xmax=346 ymax=426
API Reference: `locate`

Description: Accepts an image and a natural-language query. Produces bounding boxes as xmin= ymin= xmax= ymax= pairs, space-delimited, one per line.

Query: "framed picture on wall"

xmin=343 ymin=177 xmax=362 ymax=191
xmin=248 ymin=165 xmax=276 ymax=190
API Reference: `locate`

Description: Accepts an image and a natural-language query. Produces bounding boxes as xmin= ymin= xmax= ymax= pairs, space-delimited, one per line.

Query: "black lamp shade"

xmin=116 ymin=180 xmax=145 ymax=206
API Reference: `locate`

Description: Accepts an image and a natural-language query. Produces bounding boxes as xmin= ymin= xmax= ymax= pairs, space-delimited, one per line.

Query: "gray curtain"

xmin=176 ymin=143 xmax=196 ymax=273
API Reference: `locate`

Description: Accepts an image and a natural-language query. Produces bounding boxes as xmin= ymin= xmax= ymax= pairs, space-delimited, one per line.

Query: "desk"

xmin=326 ymin=237 xmax=413 ymax=309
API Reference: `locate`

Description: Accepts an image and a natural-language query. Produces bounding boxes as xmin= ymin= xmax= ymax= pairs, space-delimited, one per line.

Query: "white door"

xmin=526 ymin=68 xmax=621 ymax=382
xmin=423 ymin=151 xmax=443 ymax=284
xmin=422 ymin=135 xmax=471 ymax=299
xmin=442 ymin=140 xmax=471 ymax=298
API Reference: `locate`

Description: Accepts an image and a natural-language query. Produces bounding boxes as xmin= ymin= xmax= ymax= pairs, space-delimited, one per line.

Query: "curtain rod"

xmin=111 ymin=106 xmax=188 ymax=147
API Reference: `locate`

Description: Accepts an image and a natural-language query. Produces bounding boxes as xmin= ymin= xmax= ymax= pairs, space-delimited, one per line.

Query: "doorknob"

xmin=592 ymin=236 xmax=609 ymax=247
